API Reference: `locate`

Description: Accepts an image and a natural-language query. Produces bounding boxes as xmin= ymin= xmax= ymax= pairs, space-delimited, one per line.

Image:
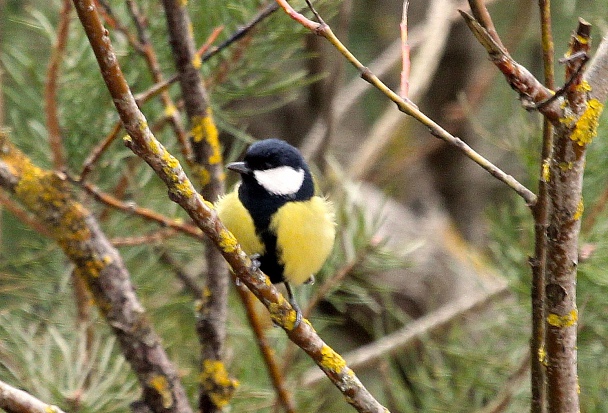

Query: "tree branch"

xmin=44 ymin=0 xmax=71 ymax=170
xmin=459 ymin=10 xmax=563 ymax=123
xmin=0 ymin=379 xmax=66 ymax=413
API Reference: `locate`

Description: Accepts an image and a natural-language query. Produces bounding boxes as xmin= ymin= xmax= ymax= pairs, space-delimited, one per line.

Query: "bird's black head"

xmin=228 ymin=139 xmax=314 ymax=201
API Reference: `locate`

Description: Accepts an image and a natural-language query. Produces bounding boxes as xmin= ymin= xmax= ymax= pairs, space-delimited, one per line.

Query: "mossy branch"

xmin=0 ymin=131 xmax=193 ymax=413
xmin=71 ymin=1 xmax=389 ymax=412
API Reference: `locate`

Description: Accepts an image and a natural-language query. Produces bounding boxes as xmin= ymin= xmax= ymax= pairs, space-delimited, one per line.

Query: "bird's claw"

xmin=288 ymin=297 xmax=303 ymax=329
xmin=249 ymin=253 xmax=261 ymax=272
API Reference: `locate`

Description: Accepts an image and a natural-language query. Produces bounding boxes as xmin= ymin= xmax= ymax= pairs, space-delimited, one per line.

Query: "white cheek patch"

xmin=253 ymin=166 xmax=305 ymax=196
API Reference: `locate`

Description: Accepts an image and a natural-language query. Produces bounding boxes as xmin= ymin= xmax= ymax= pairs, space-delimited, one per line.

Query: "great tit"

xmin=216 ymin=139 xmax=336 ymax=325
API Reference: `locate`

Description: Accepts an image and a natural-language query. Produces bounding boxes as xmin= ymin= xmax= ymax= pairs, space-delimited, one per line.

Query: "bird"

xmin=215 ymin=138 xmax=336 ymax=327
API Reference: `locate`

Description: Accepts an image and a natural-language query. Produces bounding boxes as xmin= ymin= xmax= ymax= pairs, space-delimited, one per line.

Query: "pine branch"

xmin=71 ymin=1 xmax=389 ymax=411
xmin=0 ymin=131 xmax=193 ymax=413
xmin=0 ymin=379 xmax=66 ymax=413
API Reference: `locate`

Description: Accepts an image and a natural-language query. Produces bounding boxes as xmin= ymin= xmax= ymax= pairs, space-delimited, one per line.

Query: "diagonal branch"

xmin=71 ymin=1 xmax=388 ymax=412
xmin=0 ymin=379 xmax=67 ymax=413
xmin=275 ymin=0 xmax=537 ymax=207
xmin=459 ymin=10 xmax=563 ymax=123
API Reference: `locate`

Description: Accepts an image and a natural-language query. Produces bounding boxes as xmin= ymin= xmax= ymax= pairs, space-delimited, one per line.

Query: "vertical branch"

xmin=399 ymin=0 xmax=410 ymax=99
xmin=160 ymin=2 xmax=231 ymax=412
xmin=530 ymin=2 xmax=554 ymax=412
xmin=234 ymin=281 xmax=296 ymax=413
xmin=45 ymin=0 xmax=72 ymax=170
xmin=544 ymin=19 xmax=592 ymax=413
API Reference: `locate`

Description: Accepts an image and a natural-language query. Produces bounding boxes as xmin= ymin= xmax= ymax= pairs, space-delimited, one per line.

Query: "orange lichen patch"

xmin=148 ymin=374 xmax=174 ymax=409
xmin=199 ymin=360 xmax=239 ymax=408
xmin=570 ymin=98 xmax=604 ymax=146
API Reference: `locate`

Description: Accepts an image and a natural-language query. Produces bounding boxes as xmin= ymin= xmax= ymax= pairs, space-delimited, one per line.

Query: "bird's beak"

xmin=226 ymin=161 xmax=252 ymax=175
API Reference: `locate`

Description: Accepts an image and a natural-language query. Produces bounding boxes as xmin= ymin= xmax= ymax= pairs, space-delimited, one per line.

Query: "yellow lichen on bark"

xmin=573 ymin=198 xmax=584 ymax=220
xmin=148 ymin=374 xmax=174 ymax=409
xmin=547 ymin=309 xmax=578 ymax=328
xmin=570 ymin=98 xmax=604 ymax=146
xmin=190 ymin=109 xmax=222 ymax=164
xmin=268 ymin=298 xmax=299 ymax=331
xmin=199 ymin=360 xmax=239 ymax=408
xmin=320 ymin=344 xmax=347 ymax=374
xmin=218 ymin=229 xmax=238 ymax=253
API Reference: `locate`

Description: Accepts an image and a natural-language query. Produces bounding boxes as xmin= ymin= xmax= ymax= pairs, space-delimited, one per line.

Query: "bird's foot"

xmin=249 ymin=253 xmax=261 ymax=272
xmin=288 ymin=297 xmax=303 ymax=330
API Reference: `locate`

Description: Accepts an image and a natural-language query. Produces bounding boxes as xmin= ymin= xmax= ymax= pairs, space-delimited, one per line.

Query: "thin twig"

xmin=300 ymin=0 xmax=501 ymax=160
xmin=399 ymin=0 xmax=410 ymax=99
xmin=467 ymin=0 xmax=504 ymax=49
xmin=45 ymin=0 xmax=71 ymax=170
xmin=158 ymin=250 xmax=204 ymax=298
xmin=302 ymin=280 xmax=510 ymax=387
xmin=78 ymin=179 xmax=204 ymax=240
xmin=349 ymin=0 xmax=452 ymax=181
xmin=0 ymin=191 xmax=52 ymax=238
xmin=234 ymin=280 xmax=297 ymax=413
xmin=201 ymin=2 xmax=279 ymax=64
xmin=110 ymin=228 xmax=180 ymax=247
xmin=79 ymin=121 xmax=122 ymax=181
xmin=276 ymin=0 xmax=537 ymax=206
xmin=530 ymin=2 xmax=554 ymax=412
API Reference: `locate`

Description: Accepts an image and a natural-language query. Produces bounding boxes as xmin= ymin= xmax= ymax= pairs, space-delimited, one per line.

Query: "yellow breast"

xmin=215 ymin=191 xmax=265 ymax=256
xmin=270 ymin=196 xmax=336 ymax=285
